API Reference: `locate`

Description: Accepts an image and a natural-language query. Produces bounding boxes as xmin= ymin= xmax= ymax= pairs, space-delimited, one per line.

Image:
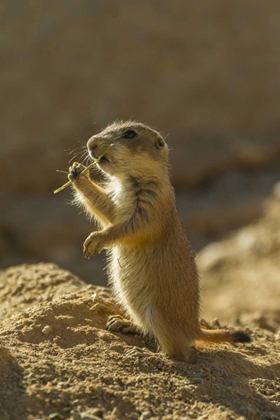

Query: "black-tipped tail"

xmin=232 ymin=331 xmax=251 ymax=343
xmin=199 ymin=328 xmax=252 ymax=344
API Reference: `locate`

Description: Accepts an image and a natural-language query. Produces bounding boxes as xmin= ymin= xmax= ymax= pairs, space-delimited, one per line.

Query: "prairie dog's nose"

xmin=87 ymin=136 xmax=97 ymax=151
xmin=87 ymin=137 xmax=100 ymax=158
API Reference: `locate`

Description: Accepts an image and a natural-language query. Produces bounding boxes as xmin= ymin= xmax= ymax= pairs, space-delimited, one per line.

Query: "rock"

xmin=42 ymin=325 xmax=53 ymax=335
xmin=199 ymin=193 xmax=280 ymax=323
xmin=49 ymin=413 xmax=65 ymax=420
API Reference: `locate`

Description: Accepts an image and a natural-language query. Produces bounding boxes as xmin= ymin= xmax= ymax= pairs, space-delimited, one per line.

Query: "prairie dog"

xmin=69 ymin=121 xmax=250 ymax=361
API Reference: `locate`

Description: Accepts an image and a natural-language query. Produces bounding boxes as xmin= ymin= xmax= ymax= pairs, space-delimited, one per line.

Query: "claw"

xmin=68 ymin=162 xmax=86 ymax=181
xmin=106 ymin=315 xmax=139 ymax=334
xmin=83 ymin=233 xmax=104 ymax=258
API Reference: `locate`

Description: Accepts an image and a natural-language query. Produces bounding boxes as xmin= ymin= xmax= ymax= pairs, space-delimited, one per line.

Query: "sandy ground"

xmin=1 ymin=191 xmax=280 ymax=419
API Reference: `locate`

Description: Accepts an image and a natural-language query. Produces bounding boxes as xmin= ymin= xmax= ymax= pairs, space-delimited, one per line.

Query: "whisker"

xmin=68 ymin=149 xmax=86 ymax=164
xmin=68 ymin=154 xmax=79 ymax=164
xmin=78 ymin=150 xmax=89 ymax=164
xmin=64 ymin=147 xmax=78 ymax=152
xmin=80 ymin=149 xmax=88 ymax=159
xmin=113 ymin=133 xmax=123 ymax=141
xmin=80 ymin=150 xmax=90 ymax=164
xmin=68 ymin=146 xmax=86 ymax=155
xmin=84 ymin=156 xmax=91 ymax=166
xmin=82 ymin=154 xmax=90 ymax=166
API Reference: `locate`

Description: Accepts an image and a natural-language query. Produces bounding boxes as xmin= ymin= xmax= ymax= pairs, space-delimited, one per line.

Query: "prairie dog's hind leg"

xmin=106 ymin=315 xmax=140 ymax=334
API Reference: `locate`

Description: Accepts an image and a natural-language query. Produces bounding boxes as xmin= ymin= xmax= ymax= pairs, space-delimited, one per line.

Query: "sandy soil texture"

xmin=199 ymin=185 xmax=280 ymax=331
xmin=1 ymin=183 xmax=280 ymax=420
xmin=0 ymin=260 xmax=279 ymax=420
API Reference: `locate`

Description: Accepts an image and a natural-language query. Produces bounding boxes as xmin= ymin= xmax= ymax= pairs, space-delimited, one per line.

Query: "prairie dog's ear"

xmin=155 ymin=137 xmax=165 ymax=148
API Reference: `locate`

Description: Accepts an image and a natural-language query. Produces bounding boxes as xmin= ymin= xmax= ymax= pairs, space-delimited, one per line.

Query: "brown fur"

xmin=69 ymin=120 xmax=250 ymax=362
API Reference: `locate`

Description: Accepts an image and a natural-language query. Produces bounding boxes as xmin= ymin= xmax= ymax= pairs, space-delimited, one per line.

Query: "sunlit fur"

xmin=69 ymin=121 xmax=250 ymax=361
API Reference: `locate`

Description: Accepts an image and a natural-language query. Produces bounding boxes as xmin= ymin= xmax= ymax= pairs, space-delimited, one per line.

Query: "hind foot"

xmin=106 ymin=315 xmax=140 ymax=334
xmin=125 ymin=346 xmax=156 ymax=358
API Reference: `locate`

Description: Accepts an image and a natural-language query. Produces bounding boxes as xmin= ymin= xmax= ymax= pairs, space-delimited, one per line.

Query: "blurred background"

xmin=1 ymin=0 xmax=280 ymax=286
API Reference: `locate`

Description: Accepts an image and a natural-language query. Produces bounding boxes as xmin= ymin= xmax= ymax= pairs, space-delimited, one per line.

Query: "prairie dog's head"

xmin=87 ymin=121 xmax=168 ymax=177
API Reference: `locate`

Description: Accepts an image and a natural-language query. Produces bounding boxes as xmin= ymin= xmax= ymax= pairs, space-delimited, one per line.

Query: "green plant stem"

xmin=53 ymin=144 xmax=113 ymax=194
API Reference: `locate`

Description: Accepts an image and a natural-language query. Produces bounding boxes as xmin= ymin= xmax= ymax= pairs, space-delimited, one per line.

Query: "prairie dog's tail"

xmin=197 ymin=328 xmax=251 ymax=344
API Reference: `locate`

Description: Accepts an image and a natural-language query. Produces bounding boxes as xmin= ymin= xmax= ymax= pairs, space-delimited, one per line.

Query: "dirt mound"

xmin=0 ymin=263 xmax=83 ymax=319
xmin=0 ymin=263 xmax=279 ymax=419
xmin=199 ymin=183 xmax=280 ymax=331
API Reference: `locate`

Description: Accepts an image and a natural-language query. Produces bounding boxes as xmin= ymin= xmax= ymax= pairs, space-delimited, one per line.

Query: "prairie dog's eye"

xmin=123 ymin=130 xmax=137 ymax=139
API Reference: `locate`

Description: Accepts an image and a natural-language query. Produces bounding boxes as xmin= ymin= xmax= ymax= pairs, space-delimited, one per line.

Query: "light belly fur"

xmin=109 ymin=246 xmax=154 ymax=331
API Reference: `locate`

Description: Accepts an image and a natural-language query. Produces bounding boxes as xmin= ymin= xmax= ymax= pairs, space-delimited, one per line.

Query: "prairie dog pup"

xmin=69 ymin=121 xmax=250 ymax=361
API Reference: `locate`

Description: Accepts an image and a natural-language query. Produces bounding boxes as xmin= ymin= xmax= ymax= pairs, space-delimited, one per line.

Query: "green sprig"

xmin=53 ymin=144 xmax=113 ymax=194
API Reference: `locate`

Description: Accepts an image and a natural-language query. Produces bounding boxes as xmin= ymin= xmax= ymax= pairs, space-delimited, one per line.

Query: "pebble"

xmin=73 ymin=413 xmax=102 ymax=420
xmin=110 ymin=344 xmax=125 ymax=354
xmin=140 ymin=411 xmax=151 ymax=420
xmin=42 ymin=325 xmax=53 ymax=335
xmin=48 ymin=413 xmax=65 ymax=420
xmin=97 ymin=331 xmax=113 ymax=342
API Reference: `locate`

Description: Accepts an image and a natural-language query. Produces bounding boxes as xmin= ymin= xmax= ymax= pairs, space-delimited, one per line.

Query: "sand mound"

xmin=0 ymin=263 xmax=279 ymax=420
xmin=199 ymin=185 xmax=280 ymax=333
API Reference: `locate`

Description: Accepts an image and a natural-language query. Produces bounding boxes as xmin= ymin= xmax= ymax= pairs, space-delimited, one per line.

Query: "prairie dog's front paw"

xmin=83 ymin=233 xmax=105 ymax=259
xmin=68 ymin=162 xmax=87 ymax=181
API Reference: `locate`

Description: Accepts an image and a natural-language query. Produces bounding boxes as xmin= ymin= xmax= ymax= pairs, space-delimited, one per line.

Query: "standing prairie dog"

xmin=68 ymin=120 xmax=250 ymax=361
